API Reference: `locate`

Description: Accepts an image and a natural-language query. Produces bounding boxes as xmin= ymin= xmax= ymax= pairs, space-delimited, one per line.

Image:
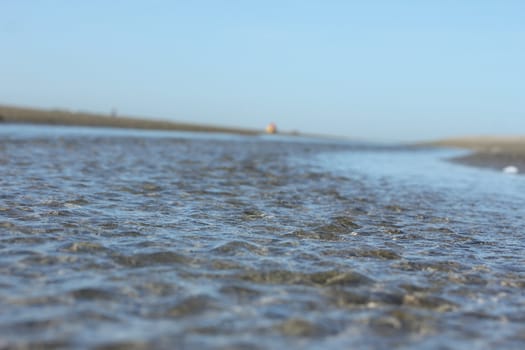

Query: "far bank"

xmin=426 ymin=136 xmax=525 ymax=173
xmin=0 ymin=104 xmax=259 ymax=136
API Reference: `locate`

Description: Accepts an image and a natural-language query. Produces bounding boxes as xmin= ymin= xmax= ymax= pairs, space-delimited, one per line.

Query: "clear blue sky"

xmin=1 ymin=0 xmax=524 ymax=141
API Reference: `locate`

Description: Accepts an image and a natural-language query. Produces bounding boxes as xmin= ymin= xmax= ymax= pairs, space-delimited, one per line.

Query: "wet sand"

xmin=428 ymin=136 xmax=525 ymax=172
xmin=0 ymin=104 xmax=259 ymax=135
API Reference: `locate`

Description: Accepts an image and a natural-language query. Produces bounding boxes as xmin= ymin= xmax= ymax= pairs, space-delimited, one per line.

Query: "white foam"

xmin=502 ymin=166 xmax=519 ymax=174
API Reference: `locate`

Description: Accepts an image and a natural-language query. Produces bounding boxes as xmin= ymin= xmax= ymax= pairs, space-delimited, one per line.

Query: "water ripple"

xmin=0 ymin=127 xmax=524 ymax=349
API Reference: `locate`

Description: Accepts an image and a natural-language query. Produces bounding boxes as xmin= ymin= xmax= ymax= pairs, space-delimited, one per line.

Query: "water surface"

xmin=1 ymin=125 xmax=524 ymax=349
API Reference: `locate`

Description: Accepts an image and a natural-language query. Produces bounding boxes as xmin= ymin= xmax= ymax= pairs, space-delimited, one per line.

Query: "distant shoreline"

xmin=425 ymin=136 xmax=525 ymax=173
xmin=0 ymin=104 xmax=260 ymax=135
xmin=3 ymin=104 xmax=524 ymax=173
xmin=0 ymin=104 xmax=352 ymax=141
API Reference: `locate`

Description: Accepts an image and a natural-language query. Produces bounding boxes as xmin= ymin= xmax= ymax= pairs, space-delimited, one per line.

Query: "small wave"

xmin=239 ymin=269 xmax=373 ymax=287
xmin=211 ymin=240 xmax=268 ymax=256
xmin=113 ymin=251 xmax=192 ymax=268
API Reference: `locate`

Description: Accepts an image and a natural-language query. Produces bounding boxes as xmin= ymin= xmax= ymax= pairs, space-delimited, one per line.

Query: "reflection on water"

xmin=0 ymin=125 xmax=524 ymax=349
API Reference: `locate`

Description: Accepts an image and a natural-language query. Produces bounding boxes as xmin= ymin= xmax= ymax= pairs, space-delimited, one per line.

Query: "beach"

xmin=427 ymin=136 xmax=525 ymax=173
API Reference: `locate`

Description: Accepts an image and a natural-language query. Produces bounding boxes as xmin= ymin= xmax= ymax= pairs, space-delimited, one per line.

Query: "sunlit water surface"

xmin=0 ymin=125 xmax=524 ymax=349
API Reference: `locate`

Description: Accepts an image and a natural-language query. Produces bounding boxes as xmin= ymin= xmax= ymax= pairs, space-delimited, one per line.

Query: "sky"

xmin=1 ymin=0 xmax=524 ymax=141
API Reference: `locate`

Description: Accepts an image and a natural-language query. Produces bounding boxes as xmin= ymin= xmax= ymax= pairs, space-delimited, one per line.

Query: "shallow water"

xmin=1 ymin=125 xmax=524 ymax=349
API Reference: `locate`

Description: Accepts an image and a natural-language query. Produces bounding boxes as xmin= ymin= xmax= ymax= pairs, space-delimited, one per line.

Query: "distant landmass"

xmin=0 ymin=104 xmax=259 ymax=135
xmin=425 ymin=136 xmax=525 ymax=173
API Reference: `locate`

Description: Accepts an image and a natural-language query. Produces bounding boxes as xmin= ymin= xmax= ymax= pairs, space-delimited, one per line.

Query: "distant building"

xmin=265 ymin=122 xmax=277 ymax=134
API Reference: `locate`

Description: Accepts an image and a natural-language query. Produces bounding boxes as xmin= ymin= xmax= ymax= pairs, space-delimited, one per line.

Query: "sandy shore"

xmin=427 ymin=136 xmax=525 ymax=173
xmin=0 ymin=104 xmax=259 ymax=135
